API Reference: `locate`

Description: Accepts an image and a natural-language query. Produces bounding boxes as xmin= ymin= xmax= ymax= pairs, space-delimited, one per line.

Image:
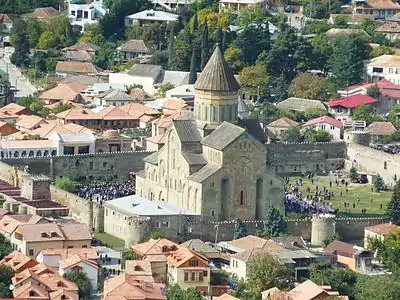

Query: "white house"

xmin=151 ymin=0 xmax=197 ymax=11
xmin=36 ymin=248 xmax=99 ymax=268
xmin=81 ymin=82 xmax=127 ymax=97
xmin=48 ymin=131 xmax=96 ymax=155
xmin=366 ymin=54 xmax=400 ymax=84
xmin=302 ymin=116 xmax=343 ymax=141
xmin=58 ymin=254 xmax=99 ymax=291
xmin=124 ymin=9 xmax=179 ymax=27
xmin=364 ymin=223 xmax=400 ymax=248
xmin=67 ymin=0 xmax=107 ymax=32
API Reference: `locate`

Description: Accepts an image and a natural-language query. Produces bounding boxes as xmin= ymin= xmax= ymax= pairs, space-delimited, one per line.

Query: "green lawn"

xmin=93 ymin=232 xmax=125 ymax=250
xmin=287 ymin=175 xmax=391 ymax=217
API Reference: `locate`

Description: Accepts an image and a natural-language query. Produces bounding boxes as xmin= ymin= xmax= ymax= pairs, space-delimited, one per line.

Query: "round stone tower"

xmin=194 ymin=43 xmax=240 ymax=135
xmin=311 ymin=213 xmax=336 ymax=246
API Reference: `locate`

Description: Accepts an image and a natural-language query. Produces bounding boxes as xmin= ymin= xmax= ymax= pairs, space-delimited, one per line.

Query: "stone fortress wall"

xmin=267 ymin=142 xmax=347 ymax=175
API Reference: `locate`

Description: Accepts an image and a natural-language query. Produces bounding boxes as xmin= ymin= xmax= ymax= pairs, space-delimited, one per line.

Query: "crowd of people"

xmin=74 ymin=180 xmax=135 ymax=201
xmin=284 ymin=177 xmax=337 ymax=215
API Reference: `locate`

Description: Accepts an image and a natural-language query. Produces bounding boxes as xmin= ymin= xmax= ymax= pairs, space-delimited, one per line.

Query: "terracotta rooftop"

xmin=367 ymin=121 xmax=397 ymax=136
xmin=377 ymin=22 xmax=400 ymax=33
xmin=56 ymin=107 xmax=101 ymax=120
xmin=267 ymin=117 xmax=299 ymax=128
xmin=124 ymin=260 xmax=154 ymax=282
xmin=120 ymin=39 xmax=151 ymax=53
xmin=162 ymin=98 xmax=187 ymax=111
xmin=194 ymin=44 xmax=240 ymax=92
xmin=131 ymin=238 xmax=179 ymax=258
xmin=16 ymin=115 xmax=47 ymax=130
xmin=56 ymin=61 xmax=101 ymax=74
xmin=286 ymin=279 xmax=347 ymax=300
xmin=215 ymin=293 xmax=240 ymax=300
xmin=323 ymin=240 xmax=372 ymax=258
xmin=329 ymin=94 xmax=377 ymax=108
xmin=363 ymin=0 xmax=399 ymax=9
xmin=302 ymin=115 xmax=342 ymax=129
xmin=0 ymin=251 xmax=38 ymax=272
xmin=0 ymin=103 xmax=29 ymax=115
xmin=39 ymin=81 xmax=87 ymax=101
xmin=17 ymin=223 xmax=91 ymax=242
xmin=330 ymin=13 xmax=373 ymax=23
xmin=40 ymin=247 xmax=98 ymax=261
xmin=365 ymin=222 xmax=400 ymax=235
xmin=97 ymin=106 xmax=136 ymax=120
xmin=120 ymin=102 xmax=160 ymax=119
xmin=63 ymin=42 xmax=100 ymax=52
xmin=59 ymin=254 xmax=98 ymax=270
xmin=167 ymin=247 xmax=209 ymax=267
xmin=0 ymin=14 xmax=12 ymax=23
xmin=26 ymin=7 xmax=62 ymax=18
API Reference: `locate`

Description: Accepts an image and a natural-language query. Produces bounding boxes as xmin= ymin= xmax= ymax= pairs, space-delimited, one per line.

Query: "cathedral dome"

xmin=194 ymin=44 xmax=240 ymax=92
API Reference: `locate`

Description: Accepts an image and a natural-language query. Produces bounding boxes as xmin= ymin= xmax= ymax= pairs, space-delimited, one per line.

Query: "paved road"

xmin=0 ymin=48 xmax=37 ymax=98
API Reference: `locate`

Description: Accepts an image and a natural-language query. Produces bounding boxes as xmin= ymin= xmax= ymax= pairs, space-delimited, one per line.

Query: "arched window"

xmin=28 ymin=151 xmax=34 ymax=157
xmin=13 ymin=151 xmax=19 ymax=158
xmin=240 ymin=190 xmax=244 ymax=206
xmin=43 ymin=150 xmax=49 ymax=156
xmin=36 ymin=151 xmax=42 ymax=157
xmin=51 ymin=150 xmax=57 ymax=156
xmin=21 ymin=151 xmax=27 ymax=157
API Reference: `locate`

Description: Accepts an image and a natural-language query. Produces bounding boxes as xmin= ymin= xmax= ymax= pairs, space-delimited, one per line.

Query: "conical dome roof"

xmin=194 ymin=44 xmax=240 ymax=92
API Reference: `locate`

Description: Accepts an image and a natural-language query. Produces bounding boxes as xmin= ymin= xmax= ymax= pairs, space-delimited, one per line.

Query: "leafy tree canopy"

xmin=304 ymin=129 xmax=331 ymax=143
xmin=237 ymin=64 xmax=270 ymax=97
xmin=282 ymin=127 xmax=302 ymax=143
xmin=288 ymin=73 xmax=336 ymax=101
xmin=65 ymin=269 xmax=92 ymax=298
xmin=387 ymin=180 xmax=400 ymax=225
xmin=263 ymin=205 xmax=287 ymax=237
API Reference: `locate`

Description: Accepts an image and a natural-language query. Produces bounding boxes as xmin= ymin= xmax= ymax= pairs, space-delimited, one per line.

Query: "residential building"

xmin=263 ymin=279 xmax=348 ymax=300
xmin=109 ymin=63 xmax=190 ymax=95
xmin=302 ymin=116 xmax=343 ymax=141
xmin=124 ymin=9 xmax=179 ymax=27
xmin=37 ymin=248 xmax=98 ymax=267
xmin=10 ymin=222 xmax=92 ymax=258
xmin=152 ymin=0 xmax=197 ymax=11
xmin=0 ymin=214 xmax=47 ymax=240
xmin=329 ymin=13 xmax=373 ymax=25
xmin=67 ymin=0 xmax=107 ymax=32
xmin=62 ymin=41 xmax=100 ymax=62
xmin=96 ymin=106 xmax=138 ymax=129
xmin=104 ymin=273 xmax=166 ymax=300
xmin=0 ymin=121 xmax=19 ymax=136
xmin=181 ymin=239 xmax=229 ymax=268
xmin=276 ymin=97 xmax=327 ymax=112
xmin=367 ymin=121 xmax=397 ymax=142
xmin=328 ymin=94 xmax=377 ymax=121
xmin=48 ymin=131 xmax=96 ymax=155
xmin=217 ymin=235 xmax=273 ymax=254
xmin=124 ymin=260 xmax=155 ymax=282
xmin=120 ymin=102 xmax=160 ymax=127
xmin=166 ymin=84 xmax=195 ymax=100
xmin=119 ymin=39 xmax=151 ymax=60
xmin=376 ymin=22 xmax=400 ymax=40
xmin=352 ymin=0 xmax=400 ymax=19
xmin=0 ymin=14 xmax=13 ymax=45
xmin=167 ymin=246 xmax=210 ymax=294
xmin=324 ymin=240 xmax=373 ymax=272
xmin=0 ymin=251 xmax=39 ymax=273
xmin=265 ymin=117 xmax=299 ymax=141
xmin=11 ymin=265 xmax=79 ymax=300
xmin=338 ymin=79 xmax=400 ymax=113
xmin=39 ymin=81 xmax=87 ymax=106
xmin=365 ymin=54 xmax=400 ymax=83
xmin=0 ymin=140 xmax=57 ymax=158
xmin=0 ymin=103 xmax=32 ymax=116
xmin=130 ymin=87 xmax=154 ymax=102
xmin=56 ymin=61 xmax=102 ymax=76
xmin=364 ymin=223 xmax=400 ymax=248
xmin=24 ymin=7 xmax=62 ymax=19
xmin=104 ymin=193 xmax=194 ymax=246
xmin=94 ymin=89 xmax=134 ymax=106
xmin=219 ymin=0 xmax=266 ymax=13
xmin=130 ymin=238 xmax=179 ymax=283
xmin=326 ymin=28 xmax=370 ymax=38
xmin=59 ymin=254 xmax=99 ymax=291
xmin=55 ymin=107 xmax=103 ymax=129
xmin=15 ymin=115 xmax=48 ymax=132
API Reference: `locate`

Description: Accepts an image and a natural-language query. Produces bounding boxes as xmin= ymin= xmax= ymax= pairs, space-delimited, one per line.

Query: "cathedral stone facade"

xmin=136 ymin=45 xmax=284 ymax=221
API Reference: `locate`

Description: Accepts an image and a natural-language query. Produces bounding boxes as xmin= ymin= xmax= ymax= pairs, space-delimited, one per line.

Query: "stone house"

xmin=136 ymin=45 xmax=284 ymax=221
xmin=265 ymin=117 xmax=299 ymax=141
xmin=324 ymin=240 xmax=373 ymax=272
xmin=10 ymin=222 xmax=91 ymax=258
xmin=118 ymin=39 xmax=151 ymax=61
xmin=167 ymin=246 xmax=210 ymax=294
xmin=62 ymin=41 xmax=100 ymax=61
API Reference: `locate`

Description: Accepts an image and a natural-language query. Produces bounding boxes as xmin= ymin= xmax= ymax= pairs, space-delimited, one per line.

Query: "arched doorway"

xmin=221 ymin=177 xmax=232 ymax=219
xmin=159 ymin=191 xmax=163 ymax=201
xmin=256 ymin=178 xmax=263 ymax=219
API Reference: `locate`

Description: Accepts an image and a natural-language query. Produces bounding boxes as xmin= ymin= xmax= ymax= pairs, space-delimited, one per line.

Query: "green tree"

xmin=148 ymin=231 xmax=167 ymax=240
xmin=191 ymin=13 xmax=199 ymax=33
xmin=374 ymin=174 xmax=385 ymax=192
xmin=355 ymin=274 xmax=400 ymax=300
xmin=367 ymin=84 xmax=380 ymax=98
xmin=236 ymin=6 xmax=265 ymax=27
xmin=189 ymin=49 xmax=197 ymax=84
xmin=371 ymin=46 xmax=395 ymax=58
xmin=349 ymin=166 xmax=358 ymax=182
xmin=210 ymin=269 xmax=230 ymax=285
xmin=288 ymin=73 xmax=336 ymax=101
xmin=200 ymin=22 xmax=210 ymax=70
xmin=329 ymin=35 xmax=371 ymax=89
xmin=224 ymin=47 xmax=245 ymax=73
xmin=282 ymin=127 xmax=302 ymax=143
xmin=25 ymin=18 xmax=42 ymax=47
xmin=387 ymin=180 xmax=400 ymax=225
xmin=79 ymin=23 xmax=105 ymax=46
xmin=156 ymin=82 xmax=175 ymax=98
xmin=167 ymin=284 xmax=203 ymax=300
xmin=51 ymin=16 xmax=76 ymax=47
xmin=0 ymin=265 xmax=14 ymax=298
xmin=10 ymin=19 xmax=30 ymax=67
xmin=367 ymin=230 xmax=400 ymax=271
xmin=310 ymin=264 xmax=358 ymax=300
xmin=121 ymin=248 xmax=142 ymax=261
xmin=352 ymin=105 xmax=375 ymax=125
xmin=311 ymin=34 xmax=333 ymax=73
xmin=51 ymin=102 xmax=71 ymax=114
xmin=263 ymin=205 xmax=286 ymax=237
xmin=94 ymin=45 xmax=118 ymax=70
xmin=334 ymin=15 xmax=349 ymax=28
xmin=233 ymin=218 xmax=247 ymax=239
xmin=304 ymin=108 xmax=327 ymax=120
xmin=38 ymin=31 xmax=57 ymax=49
xmin=249 ymin=102 xmax=279 ymax=123
xmin=65 ymin=269 xmax=92 ymax=298
xmin=237 ymin=64 xmax=269 ymax=98
xmin=0 ymin=234 xmax=12 ymax=260
xmin=55 ymin=177 xmax=76 ymax=193
xmin=247 ymin=254 xmax=293 ymax=296
xmin=304 ymin=129 xmax=331 ymax=143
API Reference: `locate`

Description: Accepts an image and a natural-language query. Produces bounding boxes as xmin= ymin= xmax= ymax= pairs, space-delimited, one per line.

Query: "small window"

xmin=240 ymin=190 xmax=244 ymax=206
xmin=162 ymin=246 xmax=168 ymax=252
xmin=103 ymin=162 xmax=107 ymax=168
xmin=199 ymin=271 xmax=204 ymax=282
xmin=211 ymin=210 xmax=215 ymax=217
xmin=203 ymin=270 xmax=208 ymax=277
xmin=67 ymin=246 xmax=73 ymax=249
xmin=191 ymin=271 xmax=196 ymax=281
xmin=82 ymin=245 xmax=87 ymax=248
xmin=189 ymin=260 xmax=199 ymax=267
xmin=89 ymin=162 xmax=94 ymax=170
xmin=29 ymin=249 xmax=34 ymax=256
xmin=184 ymin=272 xmax=189 ymax=282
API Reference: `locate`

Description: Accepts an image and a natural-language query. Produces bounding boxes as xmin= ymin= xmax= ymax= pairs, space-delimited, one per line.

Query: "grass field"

xmin=93 ymin=232 xmax=125 ymax=250
xmin=287 ymin=175 xmax=392 ymax=217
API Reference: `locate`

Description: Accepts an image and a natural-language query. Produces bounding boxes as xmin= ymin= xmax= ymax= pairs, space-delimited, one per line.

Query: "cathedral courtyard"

xmin=287 ymin=175 xmax=391 ymax=218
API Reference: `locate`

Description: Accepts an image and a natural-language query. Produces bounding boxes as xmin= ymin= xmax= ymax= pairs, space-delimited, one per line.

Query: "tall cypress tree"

xmin=10 ymin=19 xmax=30 ymax=68
xmin=200 ymin=22 xmax=209 ymax=71
xmin=189 ymin=49 xmax=197 ymax=84
xmin=167 ymin=29 xmax=175 ymax=69
xmin=387 ymin=180 xmax=400 ymax=225
xmin=192 ymin=13 xmax=199 ymax=33
xmin=217 ymin=28 xmax=224 ymax=52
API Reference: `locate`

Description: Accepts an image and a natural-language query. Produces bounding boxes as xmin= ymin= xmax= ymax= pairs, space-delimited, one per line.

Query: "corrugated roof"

xmin=328 ymin=94 xmax=377 ymax=108
xmin=194 ymin=44 xmax=240 ymax=92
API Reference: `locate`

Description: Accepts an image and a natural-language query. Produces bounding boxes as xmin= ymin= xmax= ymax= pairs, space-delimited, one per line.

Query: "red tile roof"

xmin=302 ymin=116 xmax=342 ymax=129
xmin=365 ymin=223 xmax=400 ymax=236
xmin=329 ymin=94 xmax=377 ymax=108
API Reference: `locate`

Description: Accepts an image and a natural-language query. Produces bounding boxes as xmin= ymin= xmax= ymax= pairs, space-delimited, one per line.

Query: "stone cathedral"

xmin=136 ymin=45 xmax=284 ymax=221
